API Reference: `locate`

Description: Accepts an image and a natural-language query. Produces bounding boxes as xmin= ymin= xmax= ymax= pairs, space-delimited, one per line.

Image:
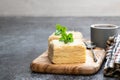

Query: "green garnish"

xmin=59 ymin=33 xmax=74 ymax=44
xmin=54 ymin=24 xmax=74 ymax=44
xmin=55 ymin=24 xmax=67 ymax=35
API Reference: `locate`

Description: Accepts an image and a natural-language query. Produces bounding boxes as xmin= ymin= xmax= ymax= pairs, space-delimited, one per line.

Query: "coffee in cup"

xmin=91 ymin=24 xmax=120 ymax=48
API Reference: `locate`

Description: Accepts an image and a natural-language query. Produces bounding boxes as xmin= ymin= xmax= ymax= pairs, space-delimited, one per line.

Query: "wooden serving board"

xmin=30 ymin=48 xmax=106 ymax=75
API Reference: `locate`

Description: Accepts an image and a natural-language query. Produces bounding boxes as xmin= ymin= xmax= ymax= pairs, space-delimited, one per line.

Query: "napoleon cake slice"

xmin=48 ymin=39 xmax=86 ymax=64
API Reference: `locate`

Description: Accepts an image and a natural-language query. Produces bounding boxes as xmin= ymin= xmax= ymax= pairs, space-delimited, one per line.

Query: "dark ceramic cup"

xmin=91 ymin=24 xmax=120 ymax=48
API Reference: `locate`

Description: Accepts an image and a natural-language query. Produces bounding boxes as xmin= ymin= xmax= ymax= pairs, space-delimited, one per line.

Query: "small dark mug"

xmin=91 ymin=24 xmax=120 ymax=48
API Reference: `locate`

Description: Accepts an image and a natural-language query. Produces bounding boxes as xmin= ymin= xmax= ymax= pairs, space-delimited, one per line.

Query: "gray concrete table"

xmin=0 ymin=17 xmax=120 ymax=80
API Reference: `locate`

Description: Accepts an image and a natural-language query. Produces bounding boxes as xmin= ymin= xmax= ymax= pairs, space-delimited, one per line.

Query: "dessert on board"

xmin=48 ymin=24 xmax=86 ymax=64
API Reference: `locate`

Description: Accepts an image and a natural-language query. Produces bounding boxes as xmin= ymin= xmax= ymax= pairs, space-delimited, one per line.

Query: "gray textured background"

xmin=0 ymin=0 xmax=120 ymax=16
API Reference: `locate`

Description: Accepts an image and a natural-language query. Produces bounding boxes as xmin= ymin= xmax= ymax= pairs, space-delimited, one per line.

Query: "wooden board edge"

xmin=30 ymin=62 xmax=101 ymax=75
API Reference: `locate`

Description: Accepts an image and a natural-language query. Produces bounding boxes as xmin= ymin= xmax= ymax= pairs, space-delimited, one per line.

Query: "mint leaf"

xmin=54 ymin=24 xmax=74 ymax=43
xmin=55 ymin=24 xmax=67 ymax=35
xmin=59 ymin=32 xmax=67 ymax=41
xmin=67 ymin=33 xmax=73 ymax=42
xmin=59 ymin=33 xmax=74 ymax=44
